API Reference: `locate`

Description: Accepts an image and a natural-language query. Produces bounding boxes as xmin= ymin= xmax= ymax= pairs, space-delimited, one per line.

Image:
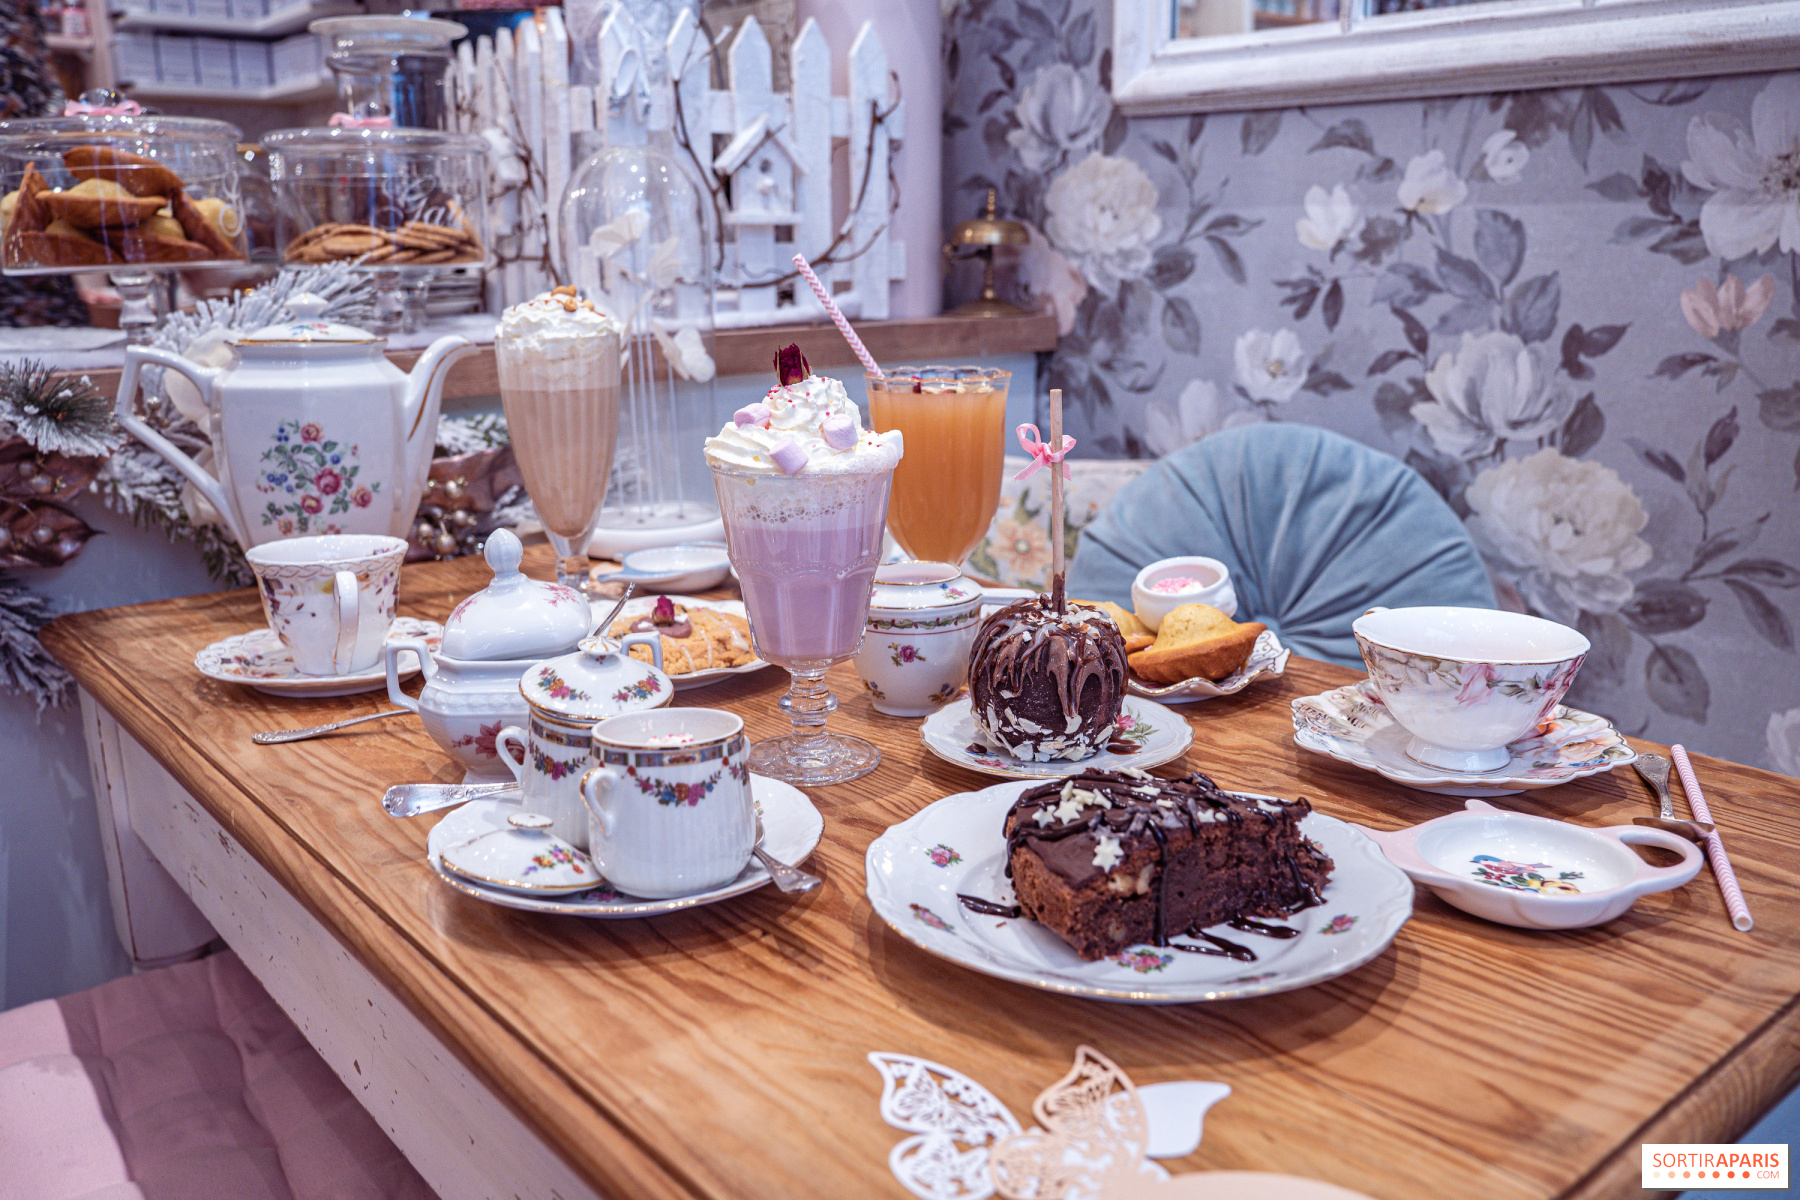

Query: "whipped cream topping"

xmin=704 ymin=372 xmax=903 ymax=475
xmin=494 ymin=289 xmax=622 ymax=354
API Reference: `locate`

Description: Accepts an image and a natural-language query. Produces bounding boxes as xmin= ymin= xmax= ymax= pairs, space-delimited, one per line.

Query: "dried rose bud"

xmin=773 ymin=343 xmax=810 ymax=386
xmin=652 ymin=595 xmax=676 ymax=625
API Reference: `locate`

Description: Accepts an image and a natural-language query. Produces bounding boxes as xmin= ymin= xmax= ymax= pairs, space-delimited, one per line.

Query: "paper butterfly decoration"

xmin=869 ymin=1048 xmax=1232 ymax=1200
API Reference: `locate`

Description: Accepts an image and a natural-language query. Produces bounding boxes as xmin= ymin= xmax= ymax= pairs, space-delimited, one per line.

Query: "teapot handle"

xmin=114 ymin=346 xmax=243 ymax=547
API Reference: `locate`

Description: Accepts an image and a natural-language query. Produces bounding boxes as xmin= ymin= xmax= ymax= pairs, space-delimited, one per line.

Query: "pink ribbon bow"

xmin=1013 ymin=423 xmax=1075 ymax=481
xmin=328 ymin=113 xmax=395 ymax=129
xmin=64 ymin=98 xmax=142 ymax=116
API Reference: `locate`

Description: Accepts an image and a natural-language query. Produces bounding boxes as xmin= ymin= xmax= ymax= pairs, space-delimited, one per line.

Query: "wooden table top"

xmin=43 ymin=548 xmax=1800 ymax=1200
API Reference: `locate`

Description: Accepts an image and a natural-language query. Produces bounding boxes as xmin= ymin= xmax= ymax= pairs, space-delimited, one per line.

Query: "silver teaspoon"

xmin=253 ymin=709 xmax=413 ymax=745
xmin=752 ymin=815 xmax=820 ymax=894
xmin=383 ymin=781 xmax=519 ymax=818
xmin=1632 ymin=754 xmax=1717 ymax=842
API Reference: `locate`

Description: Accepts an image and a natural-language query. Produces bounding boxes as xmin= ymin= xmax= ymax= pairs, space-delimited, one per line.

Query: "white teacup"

xmin=1352 ymin=606 xmax=1590 ymax=773
xmin=578 ymin=709 xmax=753 ymax=899
xmin=245 ymin=534 xmax=407 ymax=675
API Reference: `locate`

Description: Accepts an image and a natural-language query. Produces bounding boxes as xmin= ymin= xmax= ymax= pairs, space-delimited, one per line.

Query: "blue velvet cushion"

xmin=1068 ymin=423 xmax=1498 ymax=668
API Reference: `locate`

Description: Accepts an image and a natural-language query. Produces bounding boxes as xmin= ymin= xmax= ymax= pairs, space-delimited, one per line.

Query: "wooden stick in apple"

xmin=1050 ymin=387 xmax=1065 ymax=614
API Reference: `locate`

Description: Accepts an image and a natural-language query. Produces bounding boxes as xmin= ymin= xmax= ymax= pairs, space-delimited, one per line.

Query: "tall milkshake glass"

xmin=705 ymin=346 xmax=903 ymax=785
xmin=494 ymin=290 xmax=623 ymax=596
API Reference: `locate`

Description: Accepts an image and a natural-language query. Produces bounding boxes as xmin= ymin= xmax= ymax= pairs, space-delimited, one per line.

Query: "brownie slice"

xmin=1003 ymin=769 xmax=1333 ymax=961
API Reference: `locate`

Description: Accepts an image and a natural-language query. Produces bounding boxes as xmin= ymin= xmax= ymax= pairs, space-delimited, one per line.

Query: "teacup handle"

xmin=492 ymin=726 xmax=529 ymax=784
xmin=331 ymin=569 xmax=360 ymax=676
xmin=383 ymin=638 xmax=432 ymax=712
xmin=620 ymin=629 xmax=664 ymax=671
xmin=579 ymin=765 xmax=623 ymax=837
xmin=1599 ymin=824 xmax=1706 ymax=891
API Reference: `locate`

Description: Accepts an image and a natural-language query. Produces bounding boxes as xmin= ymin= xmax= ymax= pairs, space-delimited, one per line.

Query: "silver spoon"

xmin=752 ymin=814 xmax=820 ymax=893
xmin=1632 ymin=754 xmax=1717 ymax=842
xmin=591 ymin=581 xmax=636 ymax=638
xmin=383 ymin=781 xmax=518 ymax=818
xmin=253 ymin=709 xmax=413 ymax=745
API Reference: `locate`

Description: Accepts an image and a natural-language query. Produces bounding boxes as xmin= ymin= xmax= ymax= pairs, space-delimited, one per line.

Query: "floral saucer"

xmin=865 ymin=780 xmax=1413 ymax=1003
xmin=1127 ymin=629 xmax=1291 ymax=704
xmin=599 ymin=595 xmax=771 ymax=691
xmin=1290 ymin=679 xmax=1637 ymax=796
xmin=195 ymin=617 xmax=442 ymax=698
xmin=919 ymin=696 xmax=1193 ymax=780
xmin=425 ymin=773 xmax=822 ymax=917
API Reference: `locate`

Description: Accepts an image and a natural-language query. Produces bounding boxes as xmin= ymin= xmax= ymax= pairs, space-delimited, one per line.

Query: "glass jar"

xmin=313 ymin=15 xmax=468 ymax=131
xmin=263 ymin=124 xmax=488 ymax=332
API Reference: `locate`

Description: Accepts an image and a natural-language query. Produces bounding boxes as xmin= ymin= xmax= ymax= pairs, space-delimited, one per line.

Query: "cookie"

xmin=170 ymin=188 xmax=243 ymax=260
xmin=1080 ymin=599 xmax=1151 ymax=640
xmin=64 ymin=145 xmax=186 ymax=199
xmin=39 ymin=180 xmax=166 ymax=230
xmin=611 ymin=606 xmax=756 ymax=674
xmin=1127 ymin=603 xmax=1267 ymax=684
xmin=319 ymin=230 xmax=389 ymax=257
xmin=9 ymin=226 xmax=118 ymax=267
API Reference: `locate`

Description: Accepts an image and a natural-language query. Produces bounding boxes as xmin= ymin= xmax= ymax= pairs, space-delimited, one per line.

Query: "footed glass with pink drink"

xmin=706 ymin=345 xmax=903 ymax=785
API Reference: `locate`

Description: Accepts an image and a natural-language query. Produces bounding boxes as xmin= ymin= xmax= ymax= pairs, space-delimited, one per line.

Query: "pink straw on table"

xmin=1671 ymin=744 xmax=1754 ymax=932
xmin=792 ymin=253 xmax=882 ymax=377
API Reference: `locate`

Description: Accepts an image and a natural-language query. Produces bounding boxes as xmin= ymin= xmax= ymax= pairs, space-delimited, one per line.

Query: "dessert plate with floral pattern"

xmin=425 ymin=773 xmax=822 ymax=917
xmin=1290 ymin=679 xmax=1637 ymax=796
xmin=865 ymin=780 xmax=1413 ymax=1004
xmin=598 ymin=595 xmax=771 ymax=691
xmin=919 ymin=696 xmax=1194 ymax=780
xmin=195 ymin=617 xmax=442 ymax=698
xmin=1127 ymin=629 xmax=1291 ymax=703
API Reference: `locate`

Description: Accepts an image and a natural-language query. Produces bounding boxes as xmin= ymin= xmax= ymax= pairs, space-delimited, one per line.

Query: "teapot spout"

xmin=401 ymin=332 xmax=477 ymax=470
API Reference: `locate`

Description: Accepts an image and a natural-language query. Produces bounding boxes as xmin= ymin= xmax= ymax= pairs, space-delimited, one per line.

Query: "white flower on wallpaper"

xmin=1682 ymin=74 xmax=1800 ymax=260
xmin=1768 ymin=707 xmax=1800 ymax=777
xmin=1044 ymin=153 xmax=1163 ymax=293
xmin=1464 ymin=448 xmax=1653 ymax=624
xmin=1142 ymin=379 xmax=1257 ymax=456
xmin=1680 ymin=273 xmax=1776 ymax=338
xmin=1016 ymin=221 xmax=1089 ymax=337
xmin=1234 ymin=329 xmax=1309 ymax=403
xmin=1007 ymin=64 xmax=1112 ymax=175
xmin=1412 ymin=332 xmax=1575 ymax=460
xmin=1398 ymin=150 xmax=1469 ymax=215
xmin=1481 ymin=130 xmax=1530 ymax=185
xmin=1296 ymin=184 xmax=1363 ymax=252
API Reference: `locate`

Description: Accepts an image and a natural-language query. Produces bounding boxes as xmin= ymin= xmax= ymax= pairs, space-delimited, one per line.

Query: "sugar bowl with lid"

xmin=384 ymin=529 xmax=592 ymax=781
xmin=493 ymin=632 xmax=674 ymax=848
xmin=853 ymin=562 xmax=985 ymax=716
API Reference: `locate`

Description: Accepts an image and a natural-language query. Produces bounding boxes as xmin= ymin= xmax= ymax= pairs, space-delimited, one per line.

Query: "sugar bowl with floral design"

xmin=853 ymin=562 xmax=985 ymax=717
xmin=494 ymin=632 xmax=672 ymax=848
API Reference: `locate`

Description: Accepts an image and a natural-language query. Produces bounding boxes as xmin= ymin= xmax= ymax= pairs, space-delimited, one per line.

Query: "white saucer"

xmin=1127 ymin=629 xmax=1291 ymax=703
xmin=919 ymin=695 xmax=1193 ymax=780
xmin=596 ymin=594 xmax=772 ymax=691
xmin=864 ymin=780 xmax=1413 ymax=1003
xmin=1290 ymin=678 xmax=1638 ymax=796
xmin=425 ymin=773 xmax=822 ymax=917
xmin=194 ymin=617 xmax=442 ymax=697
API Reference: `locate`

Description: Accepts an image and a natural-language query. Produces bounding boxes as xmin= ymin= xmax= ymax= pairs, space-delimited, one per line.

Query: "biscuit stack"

xmin=284 ymin=219 xmax=483 ymax=266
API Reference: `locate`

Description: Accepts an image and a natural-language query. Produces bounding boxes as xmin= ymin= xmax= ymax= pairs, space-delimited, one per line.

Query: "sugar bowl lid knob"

xmin=484 ymin=527 xmax=524 ymax=584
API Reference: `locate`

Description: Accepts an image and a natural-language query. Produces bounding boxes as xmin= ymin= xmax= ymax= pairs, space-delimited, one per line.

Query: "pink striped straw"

xmin=1671 ymin=744 xmax=1754 ymax=932
xmin=792 ymin=253 xmax=882 ymax=377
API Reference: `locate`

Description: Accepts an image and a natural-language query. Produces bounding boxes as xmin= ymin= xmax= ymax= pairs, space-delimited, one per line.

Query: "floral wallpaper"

xmin=943 ymin=0 xmax=1800 ymax=775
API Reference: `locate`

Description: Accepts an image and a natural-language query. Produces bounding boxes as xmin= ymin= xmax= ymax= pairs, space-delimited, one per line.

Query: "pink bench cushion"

xmin=1 ymin=951 xmax=433 ymax=1200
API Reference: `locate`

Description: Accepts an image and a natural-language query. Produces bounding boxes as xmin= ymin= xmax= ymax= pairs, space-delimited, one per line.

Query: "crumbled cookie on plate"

xmin=609 ymin=596 xmax=756 ymax=674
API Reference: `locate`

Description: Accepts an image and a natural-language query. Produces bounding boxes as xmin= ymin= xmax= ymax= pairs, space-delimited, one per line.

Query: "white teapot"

xmin=384 ymin=529 xmax=593 ymax=782
xmin=112 ymin=293 xmax=475 ymax=549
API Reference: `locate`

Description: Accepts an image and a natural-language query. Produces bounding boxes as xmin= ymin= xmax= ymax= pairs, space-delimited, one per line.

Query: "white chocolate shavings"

xmin=1033 ymin=806 xmax=1057 ymax=828
xmin=1051 ymin=795 xmax=1089 ymax=824
xmin=1122 ymin=767 xmax=1154 ymax=779
xmin=1065 ymin=713 xmax=1082 ymax=734
xmin=1092 ymin=835 xmax=1124 ymax=870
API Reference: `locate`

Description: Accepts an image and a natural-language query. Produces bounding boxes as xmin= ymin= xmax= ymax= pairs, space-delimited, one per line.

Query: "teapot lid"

xmin=238 ymin=292 xmax=381 ymax=346
xmin=520 ymin=632 xmax=672 ymax=722
xmin=868 ymin=561 xmax=981 ymax=613
xmin=440 ymin=529 xmax=592 ymax=660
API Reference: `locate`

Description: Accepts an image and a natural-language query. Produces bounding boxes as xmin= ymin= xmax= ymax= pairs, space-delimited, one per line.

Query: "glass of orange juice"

xmin=865 ymin=366 xmax=1011 ymax=566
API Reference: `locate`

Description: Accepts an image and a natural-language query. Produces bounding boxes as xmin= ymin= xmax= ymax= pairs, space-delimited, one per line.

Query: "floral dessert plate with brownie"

xmin=194 ymin=617 xmax=441 ymax=698
xmin=600 ymin=595 xmax=770 ymax=691
xmin=1127 ymin=629 xmax=1291 ymax=703
xmin=425 ymin=773 xmax=822 ymax=917
xmin=865 ymin=780 xmax=1412 ymax=1004
xmin=1291 ymin=679 xmax=1636 ymax=796
xmin=920 ymin=696 xmax=1193 ymax=780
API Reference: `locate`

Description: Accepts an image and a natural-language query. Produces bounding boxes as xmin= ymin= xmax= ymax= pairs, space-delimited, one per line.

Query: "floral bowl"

xmin=1352 ymin=606 xmax=1588 ymax=774
xmin=1131 ymin=555 xmax=1237 ymax=631
xmin=1363 ymin=799 xmax=1703 ymax=930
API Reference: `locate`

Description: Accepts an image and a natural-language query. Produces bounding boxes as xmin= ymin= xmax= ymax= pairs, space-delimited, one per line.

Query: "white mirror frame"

xmin=1113 ymin=0 xmax=1800 ymax=115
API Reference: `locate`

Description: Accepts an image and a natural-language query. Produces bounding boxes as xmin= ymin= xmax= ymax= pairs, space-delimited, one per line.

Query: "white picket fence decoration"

xmin=451 ymin=9 xmax=904 ymax=326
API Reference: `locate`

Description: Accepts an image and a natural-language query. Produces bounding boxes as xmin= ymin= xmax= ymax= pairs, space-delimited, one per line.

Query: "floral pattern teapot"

xmin=112 ymin=292 xmax=476 ymax=548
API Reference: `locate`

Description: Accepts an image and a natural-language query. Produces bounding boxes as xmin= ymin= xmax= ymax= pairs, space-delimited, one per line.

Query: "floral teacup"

xmin=1352 ymin=606 xmax=1589 ymax=773
xmin=579 ymin=709 xmax=753 ymax=899
xmin=854 ymin=562 xmax=984 ymax=717
xmin=244 ymin=534 xmax=406 ymax=675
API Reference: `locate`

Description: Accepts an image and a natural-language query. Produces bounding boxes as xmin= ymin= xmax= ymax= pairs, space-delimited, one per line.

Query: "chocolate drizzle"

xmin=957 ymin=894 xmax=1022 ymax=918
xmin=967 ymin=596 xmax=1127 ymax=762
xmin=1003 ymin=769 xmax=1332 ymax=961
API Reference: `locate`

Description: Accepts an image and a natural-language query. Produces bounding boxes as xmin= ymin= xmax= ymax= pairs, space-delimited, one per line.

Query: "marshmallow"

xmin=769 ymin=438 xmax=809 ymax=475
xmin=820 ymin=414 xmax=857 ymax=450
xmin=734 ymin=403 xmax=771 ymax=427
